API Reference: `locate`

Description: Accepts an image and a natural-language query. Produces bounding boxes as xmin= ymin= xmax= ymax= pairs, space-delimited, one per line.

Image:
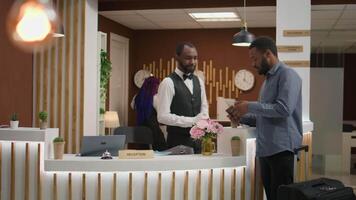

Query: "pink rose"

xmin=190 ymin=126 xmax=205 ymax=139
xmin=196 ymin=119 xmax=209 ymax=130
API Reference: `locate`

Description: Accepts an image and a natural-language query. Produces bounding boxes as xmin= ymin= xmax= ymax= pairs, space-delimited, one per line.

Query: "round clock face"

xmin=134 ymin=69 xmax=151 ymax=88
xmin=234 ymin=69 xmax=255 ymax=91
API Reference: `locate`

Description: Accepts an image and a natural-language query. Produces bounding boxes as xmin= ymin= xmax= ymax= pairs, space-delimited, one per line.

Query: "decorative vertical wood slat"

xmin=79 ymin=0 xmax=86 ymax=151
xmin=71 ymin=0 xmax=79 ymax=154
xmin=231 ymin=169 xmax=236 ymax=200
xmin=68 ymin=173 xmax=72 ymax=200
xmin=53 ymin=173 xmax=57 ymax=200
xmin=82 ymin=173 xmax=86 ymax=200
xmin=35 ymin=52 xmax=41 ymax=127
xmin=129 ymin=172 xmax=132 ymax=200
xmin=157 ymin=172 xmax=162 ymax=200
xmin=208 ymin=169 xmax=213 ymax=200
xmin=43 ymin=50 xmax=49 ymax=116
xmin=171 ymin=172 xmax=175 ymax=200
xmin=25 ymin=143 xmax=30 ymax=200
xmin=97 ymin=173 xmax=101 ymax=200
xmin=220 ymin=169 xmax=224 ymax=200
xmin=112 ymin=173 xmax=117 ymax=200
xmin=241 ymin=167 xmax=245 ymax=200
xmin=144 ymin=173 xmax=148 ymax=200
xmin=64 ymin=0 xmax=72 ymax=153
xmin=196 ymin=170 xmax=201 ymax=200
xmin=56 ymin=0 xmax=64 ymax=136
xmin=37 ymin=143 xmax=42 ymax=200
xmin=50 ymin=45 xmax=56 ymax=127
xmin=184 ymin=171 xmax=189 ymax=200
xmin=252 ymin=158 xmax=257 ymax=200
xmin=10 ymin=142 xmax=15 ymax=200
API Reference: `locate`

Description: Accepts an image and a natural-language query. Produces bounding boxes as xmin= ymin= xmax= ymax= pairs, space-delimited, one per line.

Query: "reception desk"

xmin=0 ymin=122 xmax=313 ymax=200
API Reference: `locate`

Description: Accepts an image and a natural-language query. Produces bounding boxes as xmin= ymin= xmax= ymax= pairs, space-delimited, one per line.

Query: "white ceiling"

xmin=100 ymin=4 xmax=356 ymax=53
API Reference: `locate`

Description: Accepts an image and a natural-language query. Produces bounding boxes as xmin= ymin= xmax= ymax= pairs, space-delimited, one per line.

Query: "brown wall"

xmin=132 ymin=28 xmax=275 ymax=121
xmin=0 ymin=0 xmax=33 ymax=126
xmin=344 ymin=54 xmax=356 ymax=120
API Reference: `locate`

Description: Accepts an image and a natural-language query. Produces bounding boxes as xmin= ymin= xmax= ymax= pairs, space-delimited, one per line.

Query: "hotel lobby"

xmin=1 ymin=0 xmax=356 ymax=199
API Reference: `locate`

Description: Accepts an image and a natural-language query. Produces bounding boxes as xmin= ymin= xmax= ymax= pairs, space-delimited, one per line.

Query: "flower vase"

xmin=201 ymin=137 xmax=215 ymax=156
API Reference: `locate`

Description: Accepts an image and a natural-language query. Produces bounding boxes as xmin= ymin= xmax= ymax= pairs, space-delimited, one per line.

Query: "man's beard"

xmin=180 ymin=63 xmax=195 ymax=74
xmin=258 ymin=57 xmax=271 ymax=75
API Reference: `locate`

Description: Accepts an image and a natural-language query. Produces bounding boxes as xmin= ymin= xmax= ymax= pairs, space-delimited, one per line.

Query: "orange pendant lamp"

xmin=6 ymin=0 xmax=59 ymax=52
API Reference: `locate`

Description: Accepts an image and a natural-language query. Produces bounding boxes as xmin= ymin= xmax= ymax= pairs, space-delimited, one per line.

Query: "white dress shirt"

xmin=157 ymin=68 xmax=209 ymax=127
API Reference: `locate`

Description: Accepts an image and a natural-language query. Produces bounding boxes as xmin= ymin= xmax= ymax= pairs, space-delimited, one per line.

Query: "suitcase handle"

xmin=312 ymin=182 xmax=337 ymax=191
xmin=294 ymin=145 xmax=309 ymax=154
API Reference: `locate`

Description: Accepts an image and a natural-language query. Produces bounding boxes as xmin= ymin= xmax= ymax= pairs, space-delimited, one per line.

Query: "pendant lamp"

xmin=232 ymin=0 xmax=255 ymax=47
xmin=6 ymin=0 xmax=59 ymax=51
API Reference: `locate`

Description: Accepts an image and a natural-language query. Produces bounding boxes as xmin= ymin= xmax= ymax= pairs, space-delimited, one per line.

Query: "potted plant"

xmin=38 ymin=111 xmax=48 ymax=129
xmin=53 ymin=136 xmax=65 ymax=159
xmin=231 ymin=136 xmax=241 ymax=156
xmin=10 ymin=113 xmax=19 ymax=129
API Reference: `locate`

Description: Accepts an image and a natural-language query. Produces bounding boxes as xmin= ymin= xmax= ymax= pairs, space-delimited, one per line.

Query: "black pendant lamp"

xmin=232 ymin=0 xmax=255 ymax=47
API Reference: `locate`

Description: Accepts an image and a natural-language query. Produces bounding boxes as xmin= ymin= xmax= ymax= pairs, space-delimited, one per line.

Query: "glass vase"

xmin=201 ymin=137 xmax=215 ymax=156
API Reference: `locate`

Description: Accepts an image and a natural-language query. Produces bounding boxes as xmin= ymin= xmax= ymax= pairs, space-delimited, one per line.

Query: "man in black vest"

xmin=157 ymin=42 xmax=209 ymax=153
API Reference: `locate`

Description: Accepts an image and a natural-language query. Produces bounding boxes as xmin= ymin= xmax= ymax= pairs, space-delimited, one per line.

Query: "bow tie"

xmin=183 ymin=73 xmax=193 ymax=80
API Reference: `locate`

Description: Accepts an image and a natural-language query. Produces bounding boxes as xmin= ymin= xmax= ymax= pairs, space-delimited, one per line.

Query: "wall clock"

xmin=134 ymin=69 xmax=151 ymax=88
xmin=234 ymin=69 xmax=255 ymax=91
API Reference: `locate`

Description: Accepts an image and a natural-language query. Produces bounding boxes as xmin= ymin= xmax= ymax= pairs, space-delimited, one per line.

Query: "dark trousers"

xmin=259 ymin=151 xmax=294 ymax=200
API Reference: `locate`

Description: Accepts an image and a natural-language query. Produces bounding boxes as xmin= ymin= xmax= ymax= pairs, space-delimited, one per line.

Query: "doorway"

xmin=109 ymin=33 xmax=129 ymax=126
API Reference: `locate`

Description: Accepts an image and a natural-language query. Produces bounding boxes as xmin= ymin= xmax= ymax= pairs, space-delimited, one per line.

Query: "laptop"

xmin=79 ymin=135 xmax=126 ymax=156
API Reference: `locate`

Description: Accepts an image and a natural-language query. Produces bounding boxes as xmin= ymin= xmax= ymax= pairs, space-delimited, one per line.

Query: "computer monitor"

xmin=79 ymin=135 xmax=126 ymax=156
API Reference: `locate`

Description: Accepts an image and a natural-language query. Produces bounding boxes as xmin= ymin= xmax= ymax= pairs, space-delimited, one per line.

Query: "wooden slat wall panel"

xmin=0 ymin=143 xmax=2 ymax=200
xmin=139 ymin=58 xmax=241 ymax=118
xmin=33 ymin=0 xmax=86 ymax=153
xmin=25 ymin=143 xmax=29 ymax=200
xmin=37 ymin=143 xmax=42 ymax=200
xmin=10 ymin=143 xmax=15 ymax=200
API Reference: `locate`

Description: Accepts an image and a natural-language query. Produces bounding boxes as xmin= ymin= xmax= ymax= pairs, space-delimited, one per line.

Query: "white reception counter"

xmin=0 ymin=122 xmax=313 ymax=200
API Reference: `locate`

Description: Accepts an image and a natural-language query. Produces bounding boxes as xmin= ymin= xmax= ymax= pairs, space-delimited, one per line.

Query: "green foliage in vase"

xmin=10 ymin=113 xmax=18 ymax=121
xmin=38 ymin=111 xmax=48 ymax=122
xmin=53 ymin=136 xmax=64 ymax=143
xmin=231 ymin=136 xmax=240 ymax=140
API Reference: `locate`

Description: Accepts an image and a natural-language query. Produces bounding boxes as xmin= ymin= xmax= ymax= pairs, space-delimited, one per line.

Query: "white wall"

xmin=276 ymin=0 xmax=311 ymax=121
xmin=310 ymin=68 xmax=344 ymax=174
xmin=83 ymin=0 xmax=98 ymax=136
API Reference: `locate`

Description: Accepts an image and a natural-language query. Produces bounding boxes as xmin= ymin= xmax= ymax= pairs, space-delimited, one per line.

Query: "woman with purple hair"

xmin=133 ymin=76 xmax=167 ymax=151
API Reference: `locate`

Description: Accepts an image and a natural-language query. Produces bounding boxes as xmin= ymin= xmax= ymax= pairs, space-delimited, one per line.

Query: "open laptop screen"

xmin=80 ymin=135 xmax=126 ymax=156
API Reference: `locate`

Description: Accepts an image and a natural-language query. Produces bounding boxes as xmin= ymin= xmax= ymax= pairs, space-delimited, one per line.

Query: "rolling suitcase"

xmin=277 ymin=178 xmax=356 ymax=200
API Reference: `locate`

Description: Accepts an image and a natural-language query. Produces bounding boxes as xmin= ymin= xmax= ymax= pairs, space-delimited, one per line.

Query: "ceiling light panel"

xmin=189 ymin=12 xmax=240 ymax=22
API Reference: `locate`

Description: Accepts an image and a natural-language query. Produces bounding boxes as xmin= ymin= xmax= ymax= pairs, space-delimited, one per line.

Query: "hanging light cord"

xmin=243 ymin=0 xmax=247 ymax=29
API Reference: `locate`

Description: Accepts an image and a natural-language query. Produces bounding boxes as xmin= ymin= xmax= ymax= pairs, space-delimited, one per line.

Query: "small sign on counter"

xmin=118 ymin=150 xmax=154 ymax=159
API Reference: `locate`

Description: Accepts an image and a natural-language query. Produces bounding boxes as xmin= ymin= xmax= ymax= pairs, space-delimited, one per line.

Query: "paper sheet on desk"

xmin=216 ymin=97 xmax=236 ymax=121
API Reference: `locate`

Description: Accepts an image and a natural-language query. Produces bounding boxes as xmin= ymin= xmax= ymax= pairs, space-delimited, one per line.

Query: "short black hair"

xmin=176 ymin=42 xmax=196 ymax=56
xmin=249 ymin=36 xmax=278 ymax=57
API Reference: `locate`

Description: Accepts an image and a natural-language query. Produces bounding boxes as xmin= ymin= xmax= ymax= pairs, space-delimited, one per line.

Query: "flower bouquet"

xmin=190 ymin=119 xmax=224 ymax=155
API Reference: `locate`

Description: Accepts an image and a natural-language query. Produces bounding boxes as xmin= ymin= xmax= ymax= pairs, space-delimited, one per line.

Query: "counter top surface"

xmin=0 ymin=127 xmax=58 ymax=142
xmin=45 ymin=154 xmax=246 ymax=172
